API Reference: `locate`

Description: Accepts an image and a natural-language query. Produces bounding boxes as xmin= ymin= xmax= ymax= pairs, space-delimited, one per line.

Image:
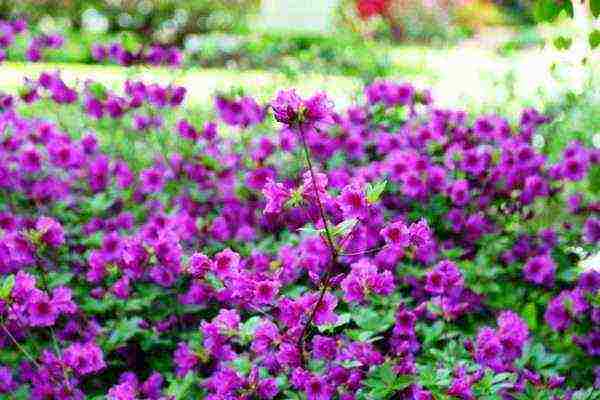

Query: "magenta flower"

xmin=108 ymin=381 xmax=137 ymax=400
xmin=583 ymin=217 xmax=600 ymax=244
xmin=340 ymin=259 xmax=395 ymax=303
xmin=271 ymin=90 xmax=334 ymax=132
xmin=176 ymin=119 xmax=198 ymax=141
xmin=36 ymin=216 xmax=65 ymax=247
xmin=544 ymin=290 xmax=587 ymax=332
xmin=262 ymin=180 xmax=291 ymax=214
xmin=12 ymin=270 xmax=37 ymax=302
xmin=173 ymin=342 xmax=199 ymax=377
xmin=213 ymin=248 xmax=240 ymax=278
xmin=140 ymin=167 xmax=165 ymax=194
xmin=448 ymin=179 xmax=469 ymax=206
xmin=188 ymin=252 xmax=212 ymax=277
xmin=258 ymin=377 xmax=279 ymax=399
xmin=301 ymin=171 xmax=330 ymax=204
xmin=20 ymin=147 xmax=42 ymax=173
xmin=393 ymin=306 xmax=416 ymax=336
xmin=304 ymin=292 xmax=338 ymax=326
xmin=474 ymin=327 xmax=503 ymax=371
xmin=51 ymin=286 xmax=77 ymax=314
xmin=0 ymin=365 xmax=16 ymax=393
xmin=339 ymin=183 xmax=368 ymax=219
xmin=408 ymin=219 xmax=433 ymax=248
xmin=254 ymin=280 xmax=280 ymax=305
xmin=63 ymin=342 xmax=106 ymax=375
xmin=381 ymin=220 xmax=410 ymax=247
xmin=523 ymin=254 xmax=556 ymax=286
xmin=304 ymin=375 xmax=334 ymax=400
xmin=425 ymin=260 xmax=464 ymax=295
xmin=365 ymin=80 xmax=414 ymax=107
xmin=496 ymin=310 xmax=529 ymax=360
xmin=26 ymin=290 xmax=58 ymax=327
xmin=91 ymin=43 xmax=108 ymax=61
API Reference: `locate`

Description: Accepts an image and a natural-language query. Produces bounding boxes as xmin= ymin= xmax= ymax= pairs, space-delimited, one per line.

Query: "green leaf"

xmin=120 ymin=32 xmax=140 ymax=53
xmin=231 ymin=356 xmax=252 ymax=375
xmin=522 ymin=303 xmax=538 ymax=331
xmin=571 ymin=388 xmax=600 ymax=400
xmin=331 ymin=218 xmax=358 ymax=238
xmin=353 ymin=307 xmax=394 ymax=333
xmin=87 ymin=192 xmax=113 ymax=215
xmin=589 ymin=30 xmax=600 ymax=49
xmin=0 ymin=274 xmax=15 ymax=300
xmin=420 ymin=320 xmax=445 ymax=346
xmin=105 ymin=317 xmax=144 ymax=351
xmin=553 ymin=36 xmax=572 ymax=50
xmin=165 ymin=372 xmax=198 ymax=398
xmin=297 ymin=224 xmax=324 ymax=237
xmin=364 ymin=363 xmax=414 ymax=399
xmin=204 ymin=273 xmax=224 ymax=290
xmin=9 ymin=385 xmax=30 ymax=400
xmin=533 ymin=0 xmax=573 ymax=22
xmin=80 ymin=295 xmax=116 ymax=314
xmin=47 ymin=272 xmax=74 ymax=289
xmin=592 ymin=0 xmax=600 ymax=17
xmin=283 ymin=390 xmax=303 ymax=400
xmin=88 ymin=82 xmax=108 ymax=100
xmin=239 ymin=316 xmax=262 ymax=344
xmin=366 ymin=180 xmax=387 ymax=204
xmin=307 ymin=359 xmax=327 ymax=374
xmin=442 ymin=247 xmax=463 ymax=260
xmin=200 ymin=155 xmax=222 ymax=172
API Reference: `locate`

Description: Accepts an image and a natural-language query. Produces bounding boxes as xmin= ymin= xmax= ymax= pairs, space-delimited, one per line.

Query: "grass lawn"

xmin=0 ymin=62 xmax=361 ymax=107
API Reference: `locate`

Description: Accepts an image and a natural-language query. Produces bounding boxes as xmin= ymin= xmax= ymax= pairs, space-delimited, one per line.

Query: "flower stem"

xmin=0 ymin=321 xmax=41 ymax=369
xmin=296 ymin=125 xmax=339 ymax=365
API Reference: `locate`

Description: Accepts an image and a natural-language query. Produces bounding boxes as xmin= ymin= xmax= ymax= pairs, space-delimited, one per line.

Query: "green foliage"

xmin=473 ymin=371 xmax=518 ymax=399
xmin=104 ymin=317 xmax=145 ymax=351
xmin=189 ymin=32 xmax=393 ymax=80
xmin=165 ymin=372 xmax=201 ymax=398
xmin=366 ymin=180 xmax=387 ymax=204
xmin=553 ymin=36 xmax=573 ymax=50
xmin=352 ymin=306 xmax=395 ymax=333
xmin=361 ymin=363 xmax=414 ymax=399
xmin=0 ymin=274 xmax=14 ymax=300
xmin=0 ymin=0 xmax=259 ymax=41
xmin=533 ymin=0 xmax=573 ymax=22
xmin=238 ymin=316 xmax=262 ymax=345
xmin=592 ymin=0 xmax=600 ymax=17
xmin=538 ymin=89 xmax=600 ymax=162
xmin=589 ymin=30 xmax=600 ymax=49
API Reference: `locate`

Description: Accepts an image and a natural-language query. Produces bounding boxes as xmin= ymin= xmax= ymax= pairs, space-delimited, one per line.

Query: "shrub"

xmin=0 ymin=63 xmax=597 ymax=399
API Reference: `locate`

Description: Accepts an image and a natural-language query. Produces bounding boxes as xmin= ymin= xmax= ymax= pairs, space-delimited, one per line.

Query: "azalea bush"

xmin=0 ymin=57 xmax=597 ymax=400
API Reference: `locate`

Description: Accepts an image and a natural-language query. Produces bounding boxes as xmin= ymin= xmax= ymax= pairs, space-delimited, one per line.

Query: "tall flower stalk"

xmin=271 ymin=89 xmax=341 ymax=363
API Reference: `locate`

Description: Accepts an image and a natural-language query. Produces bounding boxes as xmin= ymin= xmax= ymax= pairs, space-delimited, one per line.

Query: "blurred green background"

xmin=0 ymin=0 xmax=550 ymax=80
xmin=0 ymin=0 xmax=597 ymax=130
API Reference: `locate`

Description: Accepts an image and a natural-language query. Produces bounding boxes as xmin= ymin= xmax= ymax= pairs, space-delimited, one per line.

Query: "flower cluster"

xmin=474 ymin=311 xmax=529 ymax=372
xmin=0 ymin=19 xmax=27 ymax=62
xmin=91 ymin=42 xmax=183 ymax=67
xmin=26 ymin=33 xmax=64 ymax=62
xmin=214 ymin=93 xmax=266 ymax=128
